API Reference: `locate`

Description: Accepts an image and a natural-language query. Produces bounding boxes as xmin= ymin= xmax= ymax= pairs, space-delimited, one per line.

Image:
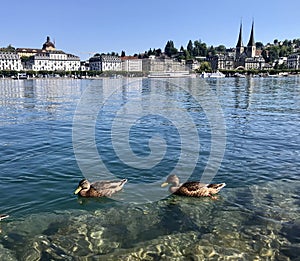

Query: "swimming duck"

xmin=74 ymin=178 xmax=127 ymax=197
xmin=0 ymin=214 xmax=9 ymax=221
xmin=161 ymin=174 xmax=226 ymax=199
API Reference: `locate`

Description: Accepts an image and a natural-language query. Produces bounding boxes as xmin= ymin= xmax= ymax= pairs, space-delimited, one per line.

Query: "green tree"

xmin=143 ymin=51 xmax=149 ymax=58
xmin=155 ymin=48 xmax=162 ymax=56
xmin=164 ymin=40 xmax=178 ymax=57
xmin=268 ymin=46 xmax=280 ymax=62
xmin=256 ymin=42 xmax=264 ymax=49
xmin=147 ymin=48 xmax=153 ymax=56
xmin=279 ymin=45 xmax=288 ymax=57
xmin=207 ymin=45 xmax=216 ymax=57
xmin=0 ymin=44 xmax=16 ymax=52
xmin=199 ymin=61 xmax=212 ymax=72
xmin=261 ymin=49 xmax=269 ymax=62
xmin=215 ymin=45 xmax=226 ymax=53
xmin=121 ymin=50 xmax=126 ymax=57
xmin=194 ymin=41 xmax=207 ymax=57
xmin=187 ymin=40 xmax=193 ymax=55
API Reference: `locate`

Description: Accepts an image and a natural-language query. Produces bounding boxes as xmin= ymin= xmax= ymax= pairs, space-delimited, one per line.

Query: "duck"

xmin=161 ymin=174 xmax=226 ymax=199
xmin=0 ymin=214 xmax=9 ymax=221
xmin=74 ymin=178 xmax=127 ymax=197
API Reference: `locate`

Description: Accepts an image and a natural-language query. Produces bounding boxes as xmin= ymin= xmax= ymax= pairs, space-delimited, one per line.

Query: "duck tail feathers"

xmin=121 ymin=179 xmax=128 ymax=185
xmin=208 ymin=183 xmax=226 ymax=189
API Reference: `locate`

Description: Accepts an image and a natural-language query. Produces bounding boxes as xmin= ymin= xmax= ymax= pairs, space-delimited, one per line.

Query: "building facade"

xmin=0 ymin=52 xmax=22 ymax=71
xmin=121 ymin=56 xmax=142 ymax=72
xmin=287 ymin=53 xmax=300 ymax=69
xmin=185 ymin=59 xmax=200 ymax=71
xmin=19 ymin=36 xmax=80 ymax=71
xmin=27 ymin=51 xmax=80 ymax=71
xmin=207 ymin=54 xmax=235 ymax=71
xmin=89 ymin=55 xmax=122 ymax=71
xmin=142 ymin=55 xmax=187 ymax=72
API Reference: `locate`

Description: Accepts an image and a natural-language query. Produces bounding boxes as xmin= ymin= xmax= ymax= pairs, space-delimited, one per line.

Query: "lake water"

xmin=0 ymin=77 xmax=299 ymax=260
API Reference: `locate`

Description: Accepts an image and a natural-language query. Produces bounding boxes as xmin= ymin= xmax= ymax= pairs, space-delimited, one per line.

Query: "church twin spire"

xmin=236 ymin=22 xmax=243 ymax=48
xmin=247 ymin=21 xmax=255 ymax=47
xmin=236 ymin=20 xmax=256 ymax=59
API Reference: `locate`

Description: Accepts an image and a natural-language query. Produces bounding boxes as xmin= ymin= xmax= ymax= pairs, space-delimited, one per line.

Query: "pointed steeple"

xmin=235 ymin=21 xmax=244 ymax=59
xmin=236 ymin=22 xmax=243 ymax=47
xmin=247 ymin=21 xmax=255 ymax=47
xmin=246 ymin=20 xmax=256 ymax=58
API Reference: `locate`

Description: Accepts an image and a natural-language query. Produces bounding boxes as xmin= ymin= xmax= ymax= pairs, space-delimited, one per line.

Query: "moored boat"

xmin=201 ymin=70 xmax=225 ymax=78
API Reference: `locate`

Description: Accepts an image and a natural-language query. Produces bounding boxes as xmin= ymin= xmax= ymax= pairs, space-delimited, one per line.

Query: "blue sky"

xmin=1 ymin=0 xmax=299 ymax=60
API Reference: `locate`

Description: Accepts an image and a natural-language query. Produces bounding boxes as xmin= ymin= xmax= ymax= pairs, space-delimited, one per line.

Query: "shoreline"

xmin=1 ymin=70 xmax=299 ymax=80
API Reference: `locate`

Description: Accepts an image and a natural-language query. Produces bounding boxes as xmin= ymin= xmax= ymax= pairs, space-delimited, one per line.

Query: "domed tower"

xmin=42 ymin=36 xmax=56 ymax=51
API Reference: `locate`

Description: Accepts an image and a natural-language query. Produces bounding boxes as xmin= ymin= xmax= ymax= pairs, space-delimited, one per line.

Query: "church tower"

xmin=247 ymin=21 xmax=256 ymax=58
xmin=42 ymin=36 xmax=56 ymax=51
xmin=235 ymin=22 xmax=244 ymax=59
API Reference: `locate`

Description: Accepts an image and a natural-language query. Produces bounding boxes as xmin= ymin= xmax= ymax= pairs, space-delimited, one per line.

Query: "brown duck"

xmin=74 ymin=178 xmax=127 ymax=197
xmin=161 ymin=174 xmax=226 ymax=199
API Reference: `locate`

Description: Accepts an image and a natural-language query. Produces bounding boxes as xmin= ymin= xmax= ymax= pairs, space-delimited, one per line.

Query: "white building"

xmin=89 ymin=55 xmax=122 ymax=71
xmin=121 ymin=56 xmax=142 ymax=72
xmin=102 ymin=55 xmax=121 ymax=71
xmin=0 ymin=52 xmax=22 ymax=71
xmin=287 ymin=53 xmax=300 ymax=69
xmin=244 ymin=56 xmax=265 ymax=70
xmin=207 ymin=54 xmax=235 ymax=71
xmin=142 ymin=55 xmax=187 ymax=72
xmin=18 ymin=36 xmax=80 ymax=71
xmin=185 ymin=59 xmax=200 ymax=71
xmin=27 ymin=51 xmax=80 ymax=71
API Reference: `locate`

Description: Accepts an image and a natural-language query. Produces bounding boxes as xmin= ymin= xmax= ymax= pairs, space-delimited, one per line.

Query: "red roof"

xmin=121 ymin=56 xmax=138 ymax=61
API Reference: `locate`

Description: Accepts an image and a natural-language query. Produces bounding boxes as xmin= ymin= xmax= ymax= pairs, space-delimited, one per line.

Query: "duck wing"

xmin=175 ymin=181 xmax=209 ymax=196
xmin=90 ymin=179 xmax=127 ymax=197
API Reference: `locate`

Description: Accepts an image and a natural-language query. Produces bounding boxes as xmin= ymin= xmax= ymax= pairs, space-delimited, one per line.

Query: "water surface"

xmin=0 ymin=77 xmax=299 ymax=260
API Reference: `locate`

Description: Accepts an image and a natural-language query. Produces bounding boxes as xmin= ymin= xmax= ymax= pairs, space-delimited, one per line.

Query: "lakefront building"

xmin=142 ymin=55 xmax=187 ymax=72
xmin=19 ymin=36 xmax=80 ymax=71
xmin=287 ymin=53 xmax=300 ymax=69
xmin=121 ymin=56 xmax=142 ymax=72
xmin=0 ymin=52 xmax=22 ymax=71
xmin=27 ymin=51 xmax=80 ymax=71
xmin=89 ymin=54 xmax=122 ymax=71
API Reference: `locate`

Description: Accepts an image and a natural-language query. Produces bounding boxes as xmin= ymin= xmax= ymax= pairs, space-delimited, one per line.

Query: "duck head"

xmin=161 ymin=174 xmax=180 ymax=187
xmin=74 ymin=179 xmax=91 ymax=195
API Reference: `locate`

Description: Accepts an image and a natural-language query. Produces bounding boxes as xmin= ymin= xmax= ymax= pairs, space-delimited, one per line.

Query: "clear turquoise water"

xmin=0 ymin=77 xmax=299 ymax=260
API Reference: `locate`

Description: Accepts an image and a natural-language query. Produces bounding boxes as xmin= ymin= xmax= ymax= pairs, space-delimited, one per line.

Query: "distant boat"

xmin=16 ymin=73 xmax=28 ymax=80
xmin=201 ymin=71 xmax=225 ymax=78
xmin=234 ymin=72 xmax=246 ymax=78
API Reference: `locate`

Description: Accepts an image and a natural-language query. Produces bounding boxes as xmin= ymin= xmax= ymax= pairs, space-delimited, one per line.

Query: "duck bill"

xmin=161 ymin=182 xmax=169 ymax=188
xmin=74 ymin=186 xmax=82 ymax=195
